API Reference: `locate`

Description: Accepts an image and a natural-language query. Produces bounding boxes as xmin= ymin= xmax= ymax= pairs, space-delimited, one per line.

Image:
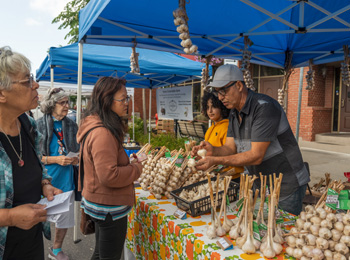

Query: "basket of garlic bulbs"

xmin=170 ymin=175 xmax=239 ymax=217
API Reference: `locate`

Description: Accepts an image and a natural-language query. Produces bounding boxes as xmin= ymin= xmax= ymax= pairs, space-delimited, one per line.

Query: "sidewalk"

xmin=299 ymin=140 xmax=350 ymax=185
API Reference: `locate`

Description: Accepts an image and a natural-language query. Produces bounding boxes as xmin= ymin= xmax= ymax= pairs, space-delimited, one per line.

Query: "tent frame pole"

xmin=73 ymin=42 xmax=84 ymax=244
xmin=295 ymin=67 xmax=304 ymax=142
xmin=149 ymin=88 xmax=152 ymax=144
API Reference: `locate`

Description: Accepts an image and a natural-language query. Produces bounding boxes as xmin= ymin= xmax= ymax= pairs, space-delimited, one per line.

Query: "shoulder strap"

xmin=79 ymin=126 xmax=103 ymax=190
xmin=53 ymin=127 xmax=67 ymax=150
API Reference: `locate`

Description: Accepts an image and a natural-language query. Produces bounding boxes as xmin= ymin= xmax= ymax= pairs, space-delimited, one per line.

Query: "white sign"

xmin=156 ymin=86 xmax=193 ymax=121
xmin=126 ymin=87 xmax=134 ymax=96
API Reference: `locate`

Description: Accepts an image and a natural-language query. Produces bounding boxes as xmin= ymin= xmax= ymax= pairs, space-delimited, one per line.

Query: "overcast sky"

xmin=0 ymin=0 xmax=71 ymax=76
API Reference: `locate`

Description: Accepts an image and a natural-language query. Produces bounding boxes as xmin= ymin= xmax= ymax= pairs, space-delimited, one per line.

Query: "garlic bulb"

xmin=303 ymin=221 xmax=312 ymax=231
xmin=324 ymin=249 xmax=333 ymax=260
xmin=319 ymin=227 xmax=332 ymax=239
xmin=334 ymin=242 xmax=349 ymax=254
xmin=333 ymin=252 xmax=346 ymax=260
xmin=326 ymin=212 xmax=337 ymax=223
xmin=311 ymin=248 xmax=324 ymax=260
xmin=285 ymin=247 xmax=295 ymax=257
xmin=286 ymin=235 xmax=296 ymax=248
xmin=206 ymin=225 xmax=216 ymax=239
xmin=343 ymin=225 xmax=350 ymax=235
xmin=241 ymin=222 xmax=256 ymax=254
xmin=331 ymin=229 xmax=342 ymax=242
xmin=343 ymin=214 xmax=350 ymax=225
xmin=295 ymin=238 xmax=305 ymax=249
xmin=334 ymin=221 xmax=344 ymax=232
xmin=197 ymin=149 xmax=207 ymax=158
xmin=179 ymin=32 xmax=190 ymax=40
xmin=310 ymin=225 xmax=320 ymax=236
xmin=293 ymin=248 xmax=303 ymax=259
xmin=189 ymin=45 xmax=198 ymax=53
xmin=187 ymin=158 xmax=196 ymax=167
xmin=316 ymin=237 xmax=329 ymax=250
xmin=305 ymin=234 xmax=316 ymax=246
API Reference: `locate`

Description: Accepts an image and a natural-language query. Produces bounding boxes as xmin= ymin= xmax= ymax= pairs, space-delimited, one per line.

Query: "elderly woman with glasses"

xmin=0 ymin=46 xmax=61 ymax=259
xmin=36 ymin=87 xmax=79 ymax=260
xmin=77 ymin=77 xmax=142 ymax=260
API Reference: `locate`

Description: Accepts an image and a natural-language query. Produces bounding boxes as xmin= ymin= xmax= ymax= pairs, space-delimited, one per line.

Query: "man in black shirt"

xmin=192 ymin=64 xmax=309 ymax=215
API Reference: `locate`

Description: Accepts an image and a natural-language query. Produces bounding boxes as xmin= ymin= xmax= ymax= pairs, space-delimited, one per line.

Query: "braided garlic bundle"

xmin=277 ymin=89 xmax=284 ymax=107
xmin=241 ymin=37 xmax=255 ymax=91
xmin=150 ymin=159 xmax=173 ymax=199
xmin=341 ymin=62 xmax=350 ymax=87
xmin=130 ymin=46 xmax=140 ymax=73
xmin=173 ymin=2 xmax=198 ymax=54
xmin=305 ymin=70 xmax=315 ymax=90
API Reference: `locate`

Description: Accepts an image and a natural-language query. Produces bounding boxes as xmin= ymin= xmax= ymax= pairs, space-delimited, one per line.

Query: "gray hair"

xmin=40 ymin=88 xmax=69 ymax=114
xmin=0 ymin=46 xmax=31 ymax=91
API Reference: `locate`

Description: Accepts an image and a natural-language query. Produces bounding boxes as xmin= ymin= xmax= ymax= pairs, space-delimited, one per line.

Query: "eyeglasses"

xmin=49 ymin=87 xmax=64 ymax=98
xmin=211 ymin=81 xmax=237 ymax=97
xmin=11 ymin=73 xmax=35 ymax=89
xmin=56 ymin=100 xmax=69 ymax=106
xmin=114 ymin=96 xmax=130 ymax=104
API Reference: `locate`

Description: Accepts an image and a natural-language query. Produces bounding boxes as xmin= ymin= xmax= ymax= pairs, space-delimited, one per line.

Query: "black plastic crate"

xmin=170 ymin=177 xmax=239 ymax=217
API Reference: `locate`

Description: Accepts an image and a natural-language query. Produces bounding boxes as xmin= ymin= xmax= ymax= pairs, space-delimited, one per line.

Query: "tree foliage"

xmin=52 ymin=0 xmax=90 ymax=44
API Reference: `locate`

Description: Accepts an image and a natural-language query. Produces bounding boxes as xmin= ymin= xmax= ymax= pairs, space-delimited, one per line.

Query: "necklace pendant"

xmin=18 ymin=159 xmax=24 ymax=167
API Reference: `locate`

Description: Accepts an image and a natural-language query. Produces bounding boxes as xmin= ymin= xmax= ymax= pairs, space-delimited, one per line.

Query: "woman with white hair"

xmin=0 ymin=46 xmax=61 ymax=259
xmin=36 ymin=88 xmax=79 ymax=260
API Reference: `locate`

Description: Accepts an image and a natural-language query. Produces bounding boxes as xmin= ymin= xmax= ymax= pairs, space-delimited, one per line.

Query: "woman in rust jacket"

xmin=77 ymin=77 xmax=143 ymax=260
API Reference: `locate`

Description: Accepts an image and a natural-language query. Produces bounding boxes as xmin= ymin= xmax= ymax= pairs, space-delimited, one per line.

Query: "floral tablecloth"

xmin=126 ymin=188 xmax=295 ymax=260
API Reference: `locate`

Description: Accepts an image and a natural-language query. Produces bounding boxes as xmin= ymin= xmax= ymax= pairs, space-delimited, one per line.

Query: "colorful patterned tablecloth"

xmin=126 ymin=187 xmax=295 ymax=260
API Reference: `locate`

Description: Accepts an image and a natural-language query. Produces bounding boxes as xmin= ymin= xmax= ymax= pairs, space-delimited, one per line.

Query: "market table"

xmin=126 ymin=187 xmax=296 ymax=260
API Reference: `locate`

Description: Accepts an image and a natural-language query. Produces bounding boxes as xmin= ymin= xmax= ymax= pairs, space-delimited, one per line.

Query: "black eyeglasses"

xmin=114 ymin=95 xmax=130 ymax=104
xmin=49 ymin=87 xmax=64 ymax=98
xmin=11 ymin=73 xmax=35 ymax=89
xmin=56 ymin=100 xmax=69 ymax=107
xmin=211 ymin=81 xmax=237 ymax=97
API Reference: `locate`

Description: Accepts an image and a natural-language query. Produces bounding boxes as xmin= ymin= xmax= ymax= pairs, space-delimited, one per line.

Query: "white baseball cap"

xmin=207 ymin=64 xmax=244 ymax=88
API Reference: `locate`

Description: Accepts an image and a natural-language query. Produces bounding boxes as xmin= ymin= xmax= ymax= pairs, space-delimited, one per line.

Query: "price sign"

xmin=174 ymin=209 xmax=187 ymax=219
xmin=216 ymin=237 xmax=233 ymax=250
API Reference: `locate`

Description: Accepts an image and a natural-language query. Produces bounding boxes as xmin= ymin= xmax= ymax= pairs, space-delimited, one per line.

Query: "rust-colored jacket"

xmin=76 ymin=115 xmax=142 ymax=206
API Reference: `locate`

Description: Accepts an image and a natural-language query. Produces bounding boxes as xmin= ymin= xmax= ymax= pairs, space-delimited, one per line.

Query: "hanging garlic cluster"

xmin=277 ymin=89 xmax=284 ymax=107
xmin=201 ymin=67 xmax=209 ymax=89
xmin=286 ymin=205 xmax=350 ymax=260
xmin=341 ymin=62 xmax=350 ymax=87
xmin=240 ymin=38 xmax=255 ymax=91
xmin=130 ymin=46 xmax=140 ymax=73
xmin=173 ymin=4 xmax=198 ymax=54
xmin=305 ymin=69 xmax=315 ymax=90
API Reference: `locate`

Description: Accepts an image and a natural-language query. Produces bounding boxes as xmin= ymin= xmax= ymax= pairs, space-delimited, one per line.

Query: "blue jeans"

xmin=278 ymin=184 xmax=307 ymax=215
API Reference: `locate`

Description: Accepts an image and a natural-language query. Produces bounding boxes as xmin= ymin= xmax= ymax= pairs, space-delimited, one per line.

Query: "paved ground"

xmin=301 ymin=147 xmax=350 ymax=185
xmin=43 ymin=143 xmax=350 ymax=259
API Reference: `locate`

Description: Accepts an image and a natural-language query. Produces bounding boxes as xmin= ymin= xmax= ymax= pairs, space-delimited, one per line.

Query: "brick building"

xmin=252 ymin=64 xmax=349 ymax=141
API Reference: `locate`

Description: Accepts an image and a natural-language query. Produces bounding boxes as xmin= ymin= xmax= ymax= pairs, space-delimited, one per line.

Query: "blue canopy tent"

xmin=77 ymin=0 xmax=350 ymax=140
xmin=78 ymin=0 xmax=350 ymax=68
xmin=36 ymin=43 xmax=208 ymax=88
